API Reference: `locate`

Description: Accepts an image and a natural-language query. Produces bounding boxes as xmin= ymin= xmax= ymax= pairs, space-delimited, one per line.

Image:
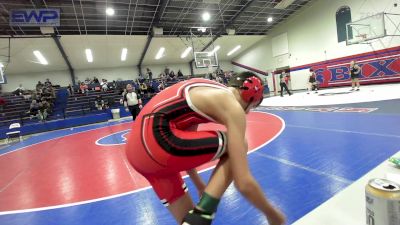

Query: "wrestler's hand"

xmin=266 ymin=207 xmax=286 ymax=225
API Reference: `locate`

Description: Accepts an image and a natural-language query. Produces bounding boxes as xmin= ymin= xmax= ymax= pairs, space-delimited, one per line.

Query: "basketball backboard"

xmin=346 ymin=12 xmax=400 ymax=45
xmin=194 ymin=51 xmax=219 ymax=68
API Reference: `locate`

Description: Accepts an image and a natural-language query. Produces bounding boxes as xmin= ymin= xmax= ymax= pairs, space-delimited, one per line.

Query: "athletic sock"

xmin=196 ymin=192 xmax=220 ymax=215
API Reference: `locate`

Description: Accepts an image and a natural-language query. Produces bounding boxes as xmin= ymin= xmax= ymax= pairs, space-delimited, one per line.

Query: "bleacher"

xmin=0 ymin=88 xmax=62 ymax=128
xmin=0 ymin=76 xmax=200 ymax=138
xmin=65 ymin=90 xmax=121 ymax=117
xmin=0 ymin=94 xmax=36 ymax=127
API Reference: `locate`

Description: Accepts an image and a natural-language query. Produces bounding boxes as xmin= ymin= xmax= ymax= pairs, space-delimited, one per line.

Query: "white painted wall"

xmin=233 ymin=0 xmax=400 ymax=91
xmin=75 ymin=66 xmax=139 ymax=83
xmin=3 ymin=70 xmax=71 ymax=92
xmin=2 ymin=66 xmax=140 ymax=92
xmin=2 ymin=61 xmax=233 ymax=92
xmin=142 ymin=63 xmax=190 ymax=77
xmin=143 ymin=61 xmax=232 ymax=78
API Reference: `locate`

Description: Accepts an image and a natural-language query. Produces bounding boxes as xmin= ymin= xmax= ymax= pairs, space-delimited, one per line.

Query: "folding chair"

xmin=6 ymin=122 xmax=22 ymax=143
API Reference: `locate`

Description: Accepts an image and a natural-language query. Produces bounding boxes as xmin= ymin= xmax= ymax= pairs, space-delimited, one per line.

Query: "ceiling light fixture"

xmin=121 ymin=48 xmax=127 ymax=61
xmin=106 ymin=7 xmax=115 ymax=16
xmin=33 ymin=50 xmax=48 ymax=65
xmin=180 ymin=47 xmax=192 ymax=59
xmin=227 ymin=45 xmax=241 ymax=56
xmin=155 ymin=47 xmax=165 ymax=60
xmin=208 ymin=45 xmax=220 ymax=56
xmin=202 ymin=12 xmax=210 ymax=21
xmin=85 ymin=49 xmax=93 ymax=63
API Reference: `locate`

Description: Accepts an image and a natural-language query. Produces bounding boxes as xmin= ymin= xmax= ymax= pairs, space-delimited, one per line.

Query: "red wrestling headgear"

xmin=229 ymin=72 xmax=264 ymax=107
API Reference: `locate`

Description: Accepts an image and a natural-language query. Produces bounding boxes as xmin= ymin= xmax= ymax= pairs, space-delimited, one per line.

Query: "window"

xmin=336 ymin=6 xmax=352 ymax=43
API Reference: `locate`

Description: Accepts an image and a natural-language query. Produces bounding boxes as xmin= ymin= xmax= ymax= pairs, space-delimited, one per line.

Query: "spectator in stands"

xmin=0 ymin=96 xmax=5 ymax=112
xmin=38 ymin=101 xmax=48 ymax=122
xmin=139 ymin=82 xmax=148 ymax=96
xmin=36 ymin=81 xmax=44 ymax=91
xmin=42 ymin=99 xmax=52 ymax=114
xmin=159 ymin=72 xmax=167 ymax=82
xmin=29 ymin=99 xmax=39 ymax=119
xmin=84 ymin=78 xmax=91 ymax=85
xmin=279 ymin=71 xmax=292 ymax=97
xmin=146 ymin=68 xmax=153 ymax=81
xmin=80 ymin=82 xmax=88 ymax=94
xmin=14 ymin=84 xmax=25 ymax=96
xmin=123 ymin=84 xmax=142 ymax=121
xmin=138 ymin=74 xmax=145 ymax=83
xmin=67 ymin=84 xmax=75 ymax=96
xmin=150 ymin=79 xmax=160 ymax=93
xmin=177 ymin=69 xmax=184 ymax=78
xmin=168 ymin=70 xmax=176 ymax=81
xmin=110 ymin=80 xmax=117 ymax=90
xmin=101 ymin=79 xmax=108 ymax=92
xmin=45 ymin=78 xmax=52 ymax=86
xmin=95 ymin=95 xmax=105 ymax=110
xmin=93 ymin=77 xmax=100 ymax=84
xmin=164 ymin=66 xmax=170 ymax=76
xmin=158 ymin=81 xmax=165 ymax=92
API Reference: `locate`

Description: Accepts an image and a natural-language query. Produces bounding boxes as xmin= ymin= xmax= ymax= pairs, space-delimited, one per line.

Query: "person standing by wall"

xmin=279 ymin=71 xmax=292 ymax=97
xmin=350 ymin=60 xmax=361 ymax=91
xmin=123 ymin=84 xmax=142 ymax=120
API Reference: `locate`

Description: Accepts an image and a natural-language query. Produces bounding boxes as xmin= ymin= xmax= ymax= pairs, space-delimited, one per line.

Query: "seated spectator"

xmin=42 ymin=99 xmax=52 ymax=114
xmin=150 ymin=79 xmax=160 ymax=93
xmin=79 ymin=82 xmax=88 ymax=94
xmin=93 ymin=77 xmax=100 ymax=84
xmin=94 ymin=95 xmax=105 ymax=110
xmin=110 ymin=80 xmax=117 ymax=90
xmin=168 ymin=70 xmax=176 ymax=81
xmin=13 ymin=84 xmax=25 ymax=96
xmin=21 ymin=90 xmax=32 ymax=100
xmin=100 ymin=79 xmax=108 ymax=92
xmin=158 ymin=81 xmax=165 ymax=92
xmin=38 ymin=101 xmax=49 ymax=121
xmin=139 ymin=82 xmax=148 ymax=95
xmin=28 ymin=99 xmax=39 ymax=119
xmin=84 ymin=77 xmax=91 ymax=85
xmin=159 ymin=73 xmax=167 ymax=82
xmin=177 ymin=69 xmax=184 ymax=77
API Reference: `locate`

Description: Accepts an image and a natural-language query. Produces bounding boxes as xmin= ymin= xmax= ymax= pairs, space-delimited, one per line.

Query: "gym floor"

xmin=1 ymin=83 xmax=399 ymax=225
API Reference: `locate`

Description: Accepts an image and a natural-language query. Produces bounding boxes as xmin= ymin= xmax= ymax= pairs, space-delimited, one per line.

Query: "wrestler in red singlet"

xmin=126 ymin=78 xmax=228 ymax=206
